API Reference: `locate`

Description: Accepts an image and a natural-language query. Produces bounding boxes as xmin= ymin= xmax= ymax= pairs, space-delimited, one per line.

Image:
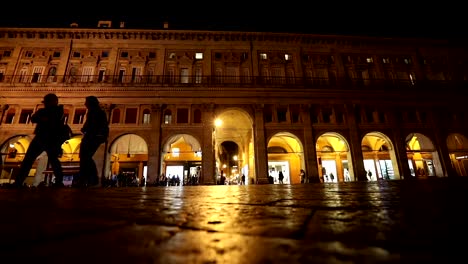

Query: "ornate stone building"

xmin=1 ymin=21 xmax=467 ymax=186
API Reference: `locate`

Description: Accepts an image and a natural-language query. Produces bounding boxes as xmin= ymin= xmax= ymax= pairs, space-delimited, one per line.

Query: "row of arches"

xmin=1 ymin=109 xmax=468 ymax=185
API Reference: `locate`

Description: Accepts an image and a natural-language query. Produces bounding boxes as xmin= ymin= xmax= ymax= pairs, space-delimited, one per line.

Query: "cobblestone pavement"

xmin=1 ymin=178 xmax=467 ymax=264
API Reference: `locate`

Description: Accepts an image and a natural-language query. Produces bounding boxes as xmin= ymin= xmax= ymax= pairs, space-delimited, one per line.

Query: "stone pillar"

xmin=147 ymin=104 xmax=162 ymax=184
xmin=98 ymin=104 xmax=114 ymax=184
xmin=254 ymin=104 xmax=269 ymax=184
xmin=201 ymin=104 xmax=215 ymax=185
xmin=387 ymin=110 xmax=412 ymax=179
xmin=336 ymin=153 xmax=344 ymax=182
xmin=345 ymin=104 xmax=367 ymax=181
xmin=433 ymin=128 xmax=455 ymax=177
xmin=301 ymin=104 xmax=319 ymax=182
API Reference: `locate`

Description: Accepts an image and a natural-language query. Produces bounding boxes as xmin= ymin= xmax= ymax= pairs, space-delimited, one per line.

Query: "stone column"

xmin=432 ymin=126 xmax=455 ymax=177
xmin=254 ymin=104 xmax=269 ymax=184
xmin=345 ymin=104 xmax=367 ymax=181
xmin=301 ymin=104 xmax=319 ymax=182
xmin=98 ymin=104 xmax=114 ymax=184
xmin=387 ymin=110 xmax=412 ymax=179
xmin=147 ymin=104 xmax=162 ymax=184
xmin=201 ymin=104 xmax=215 ymax=185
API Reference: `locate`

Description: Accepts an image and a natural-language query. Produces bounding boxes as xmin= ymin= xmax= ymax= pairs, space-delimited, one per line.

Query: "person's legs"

xmin=15 ymin=139 xmax=44 ymax=187
xmin=79 ymin=137 xmax=102 ymax=186
xmin=46 ymin=145 xmax=63 ymax=186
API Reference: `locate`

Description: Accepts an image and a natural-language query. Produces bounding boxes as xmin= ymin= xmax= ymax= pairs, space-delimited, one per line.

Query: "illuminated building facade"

xmin=0 ymin=21 xmax=467 ymax=186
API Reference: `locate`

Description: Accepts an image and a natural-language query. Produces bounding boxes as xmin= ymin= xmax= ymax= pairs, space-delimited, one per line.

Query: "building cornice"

xmin=0 ymin=27 xmax=450 ymax=48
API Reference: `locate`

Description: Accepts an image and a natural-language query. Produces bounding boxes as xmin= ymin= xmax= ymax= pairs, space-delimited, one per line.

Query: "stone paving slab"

xmin=1 ymin=178 xmax=467 ymax=263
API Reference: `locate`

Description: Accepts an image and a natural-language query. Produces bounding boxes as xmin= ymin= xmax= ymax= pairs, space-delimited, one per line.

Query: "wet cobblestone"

xmin=1 ymin=178 xmax=467 ymax=263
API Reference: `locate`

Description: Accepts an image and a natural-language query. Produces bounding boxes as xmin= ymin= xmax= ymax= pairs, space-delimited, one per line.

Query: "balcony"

xmin=0 ymin=74 xmax=466 ymax=92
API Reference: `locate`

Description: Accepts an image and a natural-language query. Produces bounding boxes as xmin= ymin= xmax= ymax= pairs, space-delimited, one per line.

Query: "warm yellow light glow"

xmin=222 ymin=164 xmax=227 ymax=169
xmin=214 ymin=118 xmax=223 ymax=127
xmin=233 ymin=155 xmax=238 ymax=161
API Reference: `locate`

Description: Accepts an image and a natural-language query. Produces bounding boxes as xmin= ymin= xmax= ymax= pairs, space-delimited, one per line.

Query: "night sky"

xmin=0 ymin=2 xmax=465 ymax=39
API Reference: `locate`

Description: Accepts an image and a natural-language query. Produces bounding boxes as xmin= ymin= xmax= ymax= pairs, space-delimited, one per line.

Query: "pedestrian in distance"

xmin=14 ymin=93 xmax=65 ymax=188
xmin=75 ymin=96 xmax=109 ymax=188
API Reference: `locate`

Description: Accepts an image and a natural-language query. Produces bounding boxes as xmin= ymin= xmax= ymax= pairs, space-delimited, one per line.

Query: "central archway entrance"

xmin=213 ymin=109 xmax=254 ymax=184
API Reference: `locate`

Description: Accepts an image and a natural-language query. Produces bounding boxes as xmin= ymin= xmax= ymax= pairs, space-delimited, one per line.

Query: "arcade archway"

xmin=362 ymin=132 xmax=399 ymax=181
xmin=406 ymin=133 xmax=443 ymax=177
xmin=316 ymin=132 xmax=352 ymax=183
xmin=447 ymin=133 xmax=468 ymax=176
xmin=161 ymin=134 xmax=201 ymax=186
xmin=267 ymin=132 xmax=304 ymax=184
xmin=213 ymin=109 xmax=254 ymax=184
xmin=110 ymin=134 xmax=148 ymax=186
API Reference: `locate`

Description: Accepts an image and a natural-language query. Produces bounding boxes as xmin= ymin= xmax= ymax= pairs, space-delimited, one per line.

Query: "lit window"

xmin=366 ymin=57 xmax=373 ymax=63
xmin=382 ymin=58 xmax=390 ymax=64
xmin=285 ymin=54 xmax=292 ymax=61
xmin=195 ymin=52 xmax=203 ymax=59
xmin=404 ymin=58 xmax=411 ymax=64
xmin=260 ymin=53 xmax=267 ymax=60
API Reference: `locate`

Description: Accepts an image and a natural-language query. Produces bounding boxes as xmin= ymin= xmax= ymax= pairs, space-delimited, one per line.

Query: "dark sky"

xmin=0 ymin=2 xmax=466 ymax=39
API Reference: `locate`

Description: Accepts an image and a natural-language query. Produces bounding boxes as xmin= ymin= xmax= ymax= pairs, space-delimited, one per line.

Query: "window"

xmin=25 ymin=51 xmax=33 ymax=58
xmin=98 ymin=69 xmax=106 ymax=82
xmin=5 ymin=109 xmax=15 ymax=124
xmin=118 ymin=69 xmax=125 ymax=83
xmin=177 ymin=108 xmax=189 ymax=123
xmin=81 ymin=66 xmax=94 ymax=82
xmin=264 ymin=106 xmax=273 ymax=123
xmin=195 ymin=52 xmax=203 ymax=60
xmin=260 ymin=53 xmax=267 ymax=60
xmin=277 ymin=107 xmax=288 ymax=122
xmin=131 ymin=67 xmax=142 ymax=83
xmin=19 ymin=68 xmax=28 ymax=83
xmin=47 ymin=67 xmax=57 ymax=82
xmin=322 ymin=108 xmax=332 ymax=123
xmin=53 ymin=51 xmax=61 ymax=58
xmin=121 ymin=51 xmax=128 ymax=58
xmin=195 ymin=67 xmax=202 ymax=84
xmin=148 ymin=52 xmax=156 ymax=59
xmin=164 ymin=110 xmax=172 ymax=124
xmin=193 ymin=109 xmax=202 ymax=123
xmin=366 ymin=57 xmax=373 ymax=63
xmin=291 ymin=106 xmax=300 ymax=123
xmin=168 ymin=53 xmax=176 ymax=59
xmin=72 ymin=52 xmax=81 ymax=58
xmin=111 ymin=109 xmax=120 ymax=124
xmin=3 ymin=50 xmax=11 ymax=57
xmin=125 ymin=108 xmax=138 ymax=124
xmin=73 ymin=109 xmax=87 ymax=124
xmin=215 ymin=53 xmax=222 ymax=59
xmin=142 ymin=109 xmax=151 ymax=124
xmin=19 ymin=109 xmax=33 ymax=124
xmin=404 ymin=57 xmax=412 ymax=64
xmin=382 ymin=57 xmax=390 ymax=64
xmin=285 ymin=54 xmax=292 ymax=61
xmin=31 ymin=66 xmax=44 ymax=83
xmin=102 ymin=51 xmax=109 ymax=58
xmin=180 ymin=68 xmax=189 ymax=83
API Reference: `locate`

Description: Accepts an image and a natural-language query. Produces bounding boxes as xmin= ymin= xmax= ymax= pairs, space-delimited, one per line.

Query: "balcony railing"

xmin=0 ymin=74 xmax=466 ymax=91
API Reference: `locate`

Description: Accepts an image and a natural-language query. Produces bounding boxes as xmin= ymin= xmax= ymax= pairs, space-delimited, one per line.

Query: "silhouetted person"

xmin=15 ymin=93 xmax=65 ymax=188
xmin=76 ymin=96 xmax=109 ymax=187
xmin=278 ymin=171 xmax=284 ymax=184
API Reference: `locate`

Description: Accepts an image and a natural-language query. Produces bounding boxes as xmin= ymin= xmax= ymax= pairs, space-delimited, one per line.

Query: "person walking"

xmin=14 ymin=93 xmax=65 ymax=188
xmin=278 ymin=171 xmax=284 ymax=184
xmin=76 ymin=96 xmax=109 ymax=187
